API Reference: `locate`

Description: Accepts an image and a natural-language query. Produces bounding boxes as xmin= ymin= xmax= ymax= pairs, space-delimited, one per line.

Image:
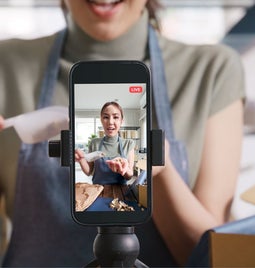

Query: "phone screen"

xmin=69 ymin=61 xmax=151 ymax=225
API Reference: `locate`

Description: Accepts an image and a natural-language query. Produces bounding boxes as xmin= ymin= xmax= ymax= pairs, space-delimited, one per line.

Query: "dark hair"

xmin=100 ymin=101 xmax=124 ymax=119
xmin=146 ymin=0 xmax=162 ymax=21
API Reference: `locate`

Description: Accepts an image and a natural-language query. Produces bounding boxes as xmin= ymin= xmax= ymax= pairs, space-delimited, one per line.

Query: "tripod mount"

xmin=86 ymin=226 xmax=148 ymax=268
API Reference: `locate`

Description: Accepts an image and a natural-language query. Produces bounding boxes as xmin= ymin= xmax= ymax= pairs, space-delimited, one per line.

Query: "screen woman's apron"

xmin=92 ymin=137 xmax=127 ymax=185
xmin=3 ymin=26 xmax=189 ymax=267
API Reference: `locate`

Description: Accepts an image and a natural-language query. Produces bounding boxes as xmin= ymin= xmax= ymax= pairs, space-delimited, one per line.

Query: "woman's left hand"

xmin=106 ymin=157 xmax=128 ymax=176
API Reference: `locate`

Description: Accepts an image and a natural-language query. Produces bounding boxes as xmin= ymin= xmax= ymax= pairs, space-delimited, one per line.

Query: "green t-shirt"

xmin=90 ymin=136 xmax=135 ymax=159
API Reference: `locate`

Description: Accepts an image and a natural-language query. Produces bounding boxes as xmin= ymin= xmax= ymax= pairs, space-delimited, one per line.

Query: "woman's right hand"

xmin=75 ymin=148 xmax=92 ymax=176
xmin=75 ymin=148 xmax=85 ymax=163
xmin=0 ymin=116 xmax=4 ymax=131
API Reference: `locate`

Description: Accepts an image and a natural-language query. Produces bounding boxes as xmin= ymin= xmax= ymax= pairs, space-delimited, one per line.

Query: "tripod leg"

xmin=134 ymin=259 xmax=149 ymax=268
xmin=85 ymin=259 xmax=99 ymax=267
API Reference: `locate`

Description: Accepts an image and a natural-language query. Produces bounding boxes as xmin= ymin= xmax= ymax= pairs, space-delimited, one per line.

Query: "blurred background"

xmin=1 ymin=0 xmax=254 ymax=102
xmin=1 ymin=0 xmax=255 ymax=220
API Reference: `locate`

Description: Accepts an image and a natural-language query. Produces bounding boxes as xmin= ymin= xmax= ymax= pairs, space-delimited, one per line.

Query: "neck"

xmin=63 ymin=10 xmax=149 ymax=62
xmin=104 ymin=135 xmax=119 ymax=143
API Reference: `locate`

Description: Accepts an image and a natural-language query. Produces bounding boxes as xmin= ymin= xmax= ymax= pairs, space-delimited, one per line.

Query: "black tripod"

xmin=86 ymin=226 xmax=148 ymax=268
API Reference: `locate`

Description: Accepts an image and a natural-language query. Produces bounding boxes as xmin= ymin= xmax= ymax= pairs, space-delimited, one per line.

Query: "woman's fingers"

xmin=0 ymin=115 xmax=5 ymax=131
xmin=106 ymin=157 xmax=127 ymax=175
xmin=75 ymin=148 xmax=84 ymax=161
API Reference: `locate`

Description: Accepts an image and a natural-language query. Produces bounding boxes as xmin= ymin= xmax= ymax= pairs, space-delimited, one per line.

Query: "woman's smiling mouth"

xmin=87 ymin=0 xmax=124 ymax=18
xmin=107 ymin=127 xmax=115 ymax=131
xmin=88 ymin=0 xmax=123 ymax=4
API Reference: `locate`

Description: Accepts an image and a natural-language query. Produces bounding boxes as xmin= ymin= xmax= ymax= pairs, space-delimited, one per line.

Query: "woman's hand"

xmin=75 ymin=148 xmax=85 ymax=163
xmin=75 ymin=148 xmax=93 ymax=176
xmin=106 ymin=157 xmax=129 ymax=176
xmin=0 ymin=116 xmax=4 ymax=131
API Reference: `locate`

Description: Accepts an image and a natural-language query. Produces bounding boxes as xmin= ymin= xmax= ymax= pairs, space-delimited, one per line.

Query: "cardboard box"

xmin=241 ymin=185 xmax=255 ymax=205
xmin=138 ymin=185 xmax=147 ymax=208
xmin=210 ymin=232 xmax=255 ymax=267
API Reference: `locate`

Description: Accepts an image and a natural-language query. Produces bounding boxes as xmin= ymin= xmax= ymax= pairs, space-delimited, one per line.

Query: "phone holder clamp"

xmin=48 ymin=130 xmax=72 ymax=167
xmin=48 ymin=129 xmax=164 ymax=167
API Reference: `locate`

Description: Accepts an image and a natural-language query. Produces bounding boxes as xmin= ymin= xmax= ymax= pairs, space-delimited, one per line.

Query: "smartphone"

xmin=69 ymin=61 xmax=151 ymax=226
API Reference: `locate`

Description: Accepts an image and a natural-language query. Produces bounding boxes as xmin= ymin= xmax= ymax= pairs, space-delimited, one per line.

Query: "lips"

xmin=107 ymin=127 xmax=115 ymax=131
xmin=106 ymin=127 xmax=117 ymax=136
xmin=87 ymin=0 xmax=123 ymax=18
xmin=88 ymin=0 xmax=122 ymax=3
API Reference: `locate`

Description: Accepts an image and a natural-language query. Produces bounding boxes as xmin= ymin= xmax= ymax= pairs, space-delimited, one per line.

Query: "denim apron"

xmin=135 ymin=26 xmax=189 ymax=267
xmin=2 ymin=30 xmax=97 ymax=267
xmin=92 ymin=137 xmax=127 ymax=185
xmin=3 ymin=26 xmax=189 ymax=267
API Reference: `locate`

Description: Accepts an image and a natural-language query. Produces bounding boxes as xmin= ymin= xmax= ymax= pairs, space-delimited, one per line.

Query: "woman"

xmin=0 ymin=0 xmax=245 ymax=266
xmin=75 ymin=101 xmax=135 ymax=184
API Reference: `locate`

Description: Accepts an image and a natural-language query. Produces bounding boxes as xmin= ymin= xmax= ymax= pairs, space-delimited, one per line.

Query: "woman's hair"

xmin=60 ymin=0 xmax=65 ymax=10
xmin=100 ymin=101 xmax=124 ymax=119
xmin=146 ymin=0 xmax=162 ymax=21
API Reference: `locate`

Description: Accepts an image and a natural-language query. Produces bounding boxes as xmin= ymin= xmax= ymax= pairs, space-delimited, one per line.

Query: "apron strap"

xmin=148 ymin=25 xmax=189 ymax=184
xmin=37 ymin=29 xmax=66 ymax=109
xmin=148 ymin=25 xmax=175 ymax=141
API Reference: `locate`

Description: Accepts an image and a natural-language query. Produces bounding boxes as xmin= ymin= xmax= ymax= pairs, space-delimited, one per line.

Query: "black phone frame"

xmin=69 ymin=60 xmax=152 ymax=226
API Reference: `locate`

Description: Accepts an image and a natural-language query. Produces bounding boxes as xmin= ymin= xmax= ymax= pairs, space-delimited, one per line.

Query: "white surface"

xmin=231 ymin=135 xmax=255 ymax=219
xmin=75 ymin=169 xmax=92 ymax=184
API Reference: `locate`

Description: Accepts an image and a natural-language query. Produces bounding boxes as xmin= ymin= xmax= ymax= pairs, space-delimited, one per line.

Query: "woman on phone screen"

xmin=75 ymin=101 xmax=135 ymax=185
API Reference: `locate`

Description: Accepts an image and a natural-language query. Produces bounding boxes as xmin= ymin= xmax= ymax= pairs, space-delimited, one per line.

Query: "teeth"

xmin=88 ymin=0 xmax=121 ymax=4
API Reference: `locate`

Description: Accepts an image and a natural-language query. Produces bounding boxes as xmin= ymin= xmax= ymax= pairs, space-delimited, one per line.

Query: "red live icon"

xmin=129 ymin=86 xmax=143 ymax=93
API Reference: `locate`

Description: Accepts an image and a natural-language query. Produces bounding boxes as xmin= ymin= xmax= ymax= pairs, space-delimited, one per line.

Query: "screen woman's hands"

xmin=106 ymin=157 xmax=129 ymax=176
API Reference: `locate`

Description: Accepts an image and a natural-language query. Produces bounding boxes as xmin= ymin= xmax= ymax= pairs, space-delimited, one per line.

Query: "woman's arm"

xmin=152 ymin=100 xmax=243 ymax=265
xmin=123 ymin=148 xmax=135 ymax=179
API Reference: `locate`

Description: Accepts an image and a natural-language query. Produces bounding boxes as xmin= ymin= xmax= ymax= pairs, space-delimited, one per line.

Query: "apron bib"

xmin=3 ymin=26 xmax=189 ymax=267
xmin=92 ymin=137 xmax=127 ymax=185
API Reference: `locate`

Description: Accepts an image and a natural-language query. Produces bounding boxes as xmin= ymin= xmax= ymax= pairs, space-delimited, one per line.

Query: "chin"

xmin=88 ymin=23 xmax=126 ymax=41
